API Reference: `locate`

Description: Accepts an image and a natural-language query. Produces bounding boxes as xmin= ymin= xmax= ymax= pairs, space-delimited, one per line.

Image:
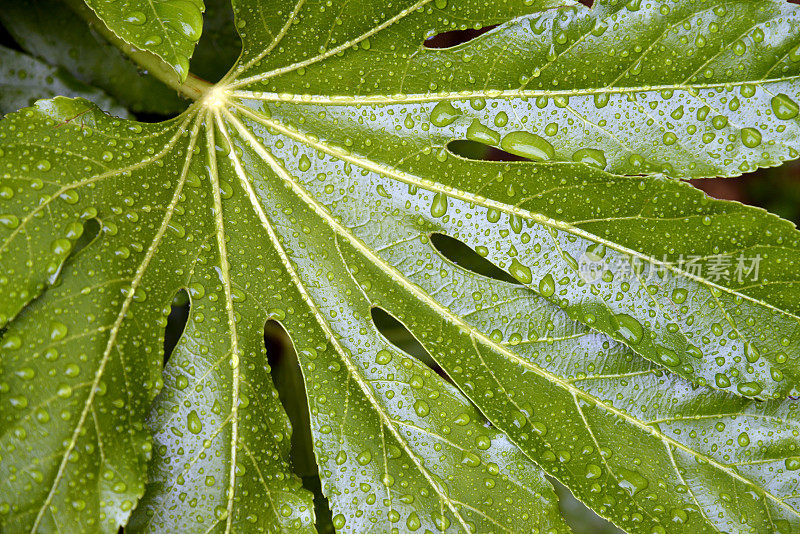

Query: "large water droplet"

xmin=737 ymin=431 xmax=750 ymax=447
xmin=715 ymin=373 xmax=731 ymax=388
xmin=740 ymin=128 xmax=762 ymax=148
xmin=572 ymin=148 xmax=607 ymax=169
xmin=429 ymin=101 xmax=459 ymax=127
xmin=508 ymin=259 xmax=532 ymax=284
xmin=617 ymin=468 xmax=649 ymax=495
xmin=671 ymin=288 xmax=688 ymax=303
xmin=615 ymin=314 xmax=643 ymax=345
xmin=771 ymin=94 xmax=799 ymax=120
xmin=500 ymin=132 xmax=555 ymax=161
xmin=737 ymin=381 xmax=763 ymax=397
xmin=187 ymin=410 xmax=203 ymax=434
xmin=538 ymin=273 xmax=555 ymax=297
xmin=430 ymin=193 xmax=448 ymax=217
xmin=466 ymin=120 xmax=500 ymax=145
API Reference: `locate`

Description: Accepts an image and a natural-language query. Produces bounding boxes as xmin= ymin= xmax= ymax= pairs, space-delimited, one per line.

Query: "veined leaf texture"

xmin=1 ymin=0 xmax=800 ymax=533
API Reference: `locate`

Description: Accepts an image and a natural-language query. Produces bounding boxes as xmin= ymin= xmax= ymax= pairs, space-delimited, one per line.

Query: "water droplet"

xmin=3 ymin=334 xmax=21 ymax=350
xmin=375 ymin=350 xmax=392 ymax=365
xmin=585 ymin=463 xmax=602 ymax=479
xmin=657 ymin=346 xmax=680 ymax=367
xmin=16 ymin=367 xmax=35 ymax=380
xmin=615 ymin=314 xmax=643 ymax=345
xmin=671 ymin=288 xmax=688 ymax=304
xmin=50 ymin=321 xmax=68 ymax=341
xmin=357 ymin=450 xmax=372 ymax=465
xmin=406 ymin=511 xmax=421 ymax=531
xmin=64 ymin=364 xmax=80 ymax=378
xmin=617 ymin=468 xmax=649 ymax=495
xmin=413 ymin=400 xmax=430 ymax=417
xmin=771 ymin=94 xmax=799 ymax=120
xmin=539 ymin=273 xmax=555 ymax=297
xmin=494 ymin=111 xmax=508 ymax=127
xmin=508 ymin=259 xmax=531 ymax=284
xmin=572 ymin=148 xmax=607 ymax=169
xmin=430 ymin=193 xmax=448 ymax=217
xmin=0 ymin=214 xmax=19 ymax=229
xmin=741 ymin=128 xmax=762 ymax=148
xmin=594 ymin=93 xmax=610 ymax=109
xmin=9 ymin=395 xmax=28 ymax=409
xmin=737 ymin=431 xmax=750 ymax=447
xmin=332 ymin=514 xmax=346 ymax=529
xmin=737 ymin=381 xmax=763 ymax=397
xmin=126 ymin=11 xmax=147 ymax=25
xmin=461 ymin=451 xmax=481 ymax=467
xmin=187 ymin=410 xmax=203 ymax=434
xmin=466 ymin=120 xmax=500 ymax=145
xmin=175 ymin=375 xmax=189 ymax=390
xmin=711 ymin=115 xmax=729 ymax=130
xmin=429 ymin=101 xmax=459 ymax=127
xmin=500 ymin=132 xmax=555 ymax=161
xmin=715 ymin=373 xmax=731 ymax=388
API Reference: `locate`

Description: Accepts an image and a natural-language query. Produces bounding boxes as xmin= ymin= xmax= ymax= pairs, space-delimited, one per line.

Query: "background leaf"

xmin=0 ymin=0 xmax=187 ymax=116
xmin=82 ymin=0 xmax=205 ymax=81
xmin=0 ymin=45 xmax=130 ymax=117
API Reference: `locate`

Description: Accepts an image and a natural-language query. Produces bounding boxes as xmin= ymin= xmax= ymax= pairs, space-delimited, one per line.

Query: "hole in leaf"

xmin=163 ymin=289 xmax=189 ymax=365
xmin=302 ymin=474 xmax=335 ymax=534
xmin=52 ymin=217 xmax=101 ymax=284
xmin=430 ymin=233 xmax=520 ymax=285
xmin=423 ymin=24 xmax=498 ymax=49
xmin=264 ymin=320 xmax=317 ymax=478
xmin=552 ymin=478 xmax=624 ymax=534
xmin=69 ymin=217 xmax=101 ymax=258
xmin=0 ymin=20 xmax=22 ymax=53
xmin=0 ymin=217 xmax=100 ymax=335
xmin=447 ymin=140 xmax=531 ymax=162
xmin=370 ymin=306 xmax=454 ymax=384
xmin=264 ymin=321 xmax=335 ymax=527
xmin=371 ymin=307 xmax=492 ymax=426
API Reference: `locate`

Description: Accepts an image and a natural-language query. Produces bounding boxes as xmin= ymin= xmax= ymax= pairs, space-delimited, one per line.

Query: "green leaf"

xmin=83 ymin=0 xmax=205 ymax=81
xmin=127 ymin=267 xmax=316 ymax=530
xmin=0 ymin=45 xmax=130 ymax=118
xmin=0 ymin=0 xmax=187 ymax=116
xmin=341 ymin=233 xmax=800 ymax=533
xmin=230 ymin=0 xmax=800 ymax=179
xmin=224 ymin=0 xmax=800 ymax=399
xmin=0 ymin=97 xmax=566 ymax=533
xmin=2 ymin=0 xmax=800 ymax=533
